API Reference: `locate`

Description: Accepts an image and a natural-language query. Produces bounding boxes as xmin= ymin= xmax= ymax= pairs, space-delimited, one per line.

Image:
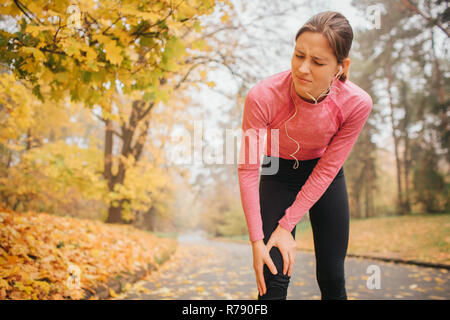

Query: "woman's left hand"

xmin=266 ymin=224 xmax=297 ymax=277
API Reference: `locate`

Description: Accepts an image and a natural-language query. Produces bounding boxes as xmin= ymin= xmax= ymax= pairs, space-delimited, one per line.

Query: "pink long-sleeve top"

xmin=237 ymin=69 xmax=373 ymax=242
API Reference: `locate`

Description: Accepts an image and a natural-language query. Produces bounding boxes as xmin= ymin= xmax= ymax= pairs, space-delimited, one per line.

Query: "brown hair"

xmin=295 ymin=11 xmax=353 ymax=82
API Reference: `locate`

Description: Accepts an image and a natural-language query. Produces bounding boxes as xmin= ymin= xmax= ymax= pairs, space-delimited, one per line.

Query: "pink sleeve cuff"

xmin=278 ymin=204 xmax=306 ymax=233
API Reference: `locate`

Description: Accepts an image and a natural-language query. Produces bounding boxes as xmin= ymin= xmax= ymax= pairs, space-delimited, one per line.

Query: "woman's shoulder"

xmin=336 ymin=79 xmax=373 ymax=113
xmin=247 ymin=69 xmax=291 ymax=102
xmin=339 ymin=79 xmax=372 ymax=104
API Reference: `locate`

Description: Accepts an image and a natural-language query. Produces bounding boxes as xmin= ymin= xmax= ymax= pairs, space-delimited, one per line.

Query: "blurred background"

xmin=0 ymin=0 xmax=448 ymax=299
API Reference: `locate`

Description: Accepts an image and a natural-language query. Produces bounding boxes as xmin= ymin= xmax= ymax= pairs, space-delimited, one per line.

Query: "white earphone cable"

xmin=285 ymin=82 xmax=301 ymax=169
xmin=285 ymin=66 xmax=343 ymax=169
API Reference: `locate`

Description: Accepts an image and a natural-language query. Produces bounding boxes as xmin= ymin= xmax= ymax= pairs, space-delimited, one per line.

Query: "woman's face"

xmin=291 ymin=31 xmax=343 ymax=102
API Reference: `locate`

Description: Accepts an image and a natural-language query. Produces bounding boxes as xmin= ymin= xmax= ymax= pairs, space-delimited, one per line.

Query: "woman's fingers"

xmin=259 ymin=278 xmax=266 ymax=296
xmin=256 ymin=264 xmax=266 ymax=295
xmin=255 ymin=269 xmax=262 ymax=296
xmin=281 ymin=248 xmax=290 ymax=276
xmin=255 ymin=261 xmax=266 ymax=296
xmin=265 ymin=253 xmax=278 ymax=275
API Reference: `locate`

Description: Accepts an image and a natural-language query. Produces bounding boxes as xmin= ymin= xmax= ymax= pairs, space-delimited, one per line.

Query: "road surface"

xmin=111 ymin=231 xmax=449 ymax=300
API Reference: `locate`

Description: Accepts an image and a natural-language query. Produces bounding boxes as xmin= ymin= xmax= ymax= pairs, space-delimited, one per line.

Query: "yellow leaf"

xmin=33 ymin=280 xmax=51 ymax=294
xmin=193 ymin=21 xmax=202 ymax=33
xmin=104 ymin=40 xmax=123 ymax=66
xmin=54 ymin=72 xmax=69 ymax=84
xmin=84 ymin=46 xmax=98 ymax=61
xmin=196 ymin=286 xmax=205 ymax=292
xmin=191 ymin=39 xmax=208 ymax=51
xmin=20 ymin=47 xmax=45 ymax=62
xmin=25 ymin=25 xmax=41 ymax=37
xmin=109 ymin=287 xmax=119 ymax=298
xmin=178 ymin=3 xmax=196 ymax=19
xmin=92 ymin=34 xmax=111 ymax=46
xmin=0 ymin=279 xmax=10 ymax=290
xmin=14 ymin=281 xmax=33 ymax=294
xmin=221 ymin=13 xmax=230 ymax=23
xmin=123 ymin=283 xmax=132 ymax=292
xmin=199 ymin=70 xmax=207 ymax=79
xmin=61 ymin=38 xmax=83 ymax=57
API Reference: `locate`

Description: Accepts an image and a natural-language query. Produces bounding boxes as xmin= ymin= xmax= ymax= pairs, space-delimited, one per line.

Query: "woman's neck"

xmin=297 ymin=87 xmax=330 ymax=104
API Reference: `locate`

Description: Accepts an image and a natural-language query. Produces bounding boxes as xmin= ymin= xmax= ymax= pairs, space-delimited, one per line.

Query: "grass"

xmin=295 ymin=213 xmax=450 ymax=265
xmin=149 ymin=231 xmax=179 ymax=239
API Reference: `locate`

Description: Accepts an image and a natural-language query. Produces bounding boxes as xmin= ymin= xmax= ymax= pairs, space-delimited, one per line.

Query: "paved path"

xmin=111 ymin=232 xmax=449 ymax=300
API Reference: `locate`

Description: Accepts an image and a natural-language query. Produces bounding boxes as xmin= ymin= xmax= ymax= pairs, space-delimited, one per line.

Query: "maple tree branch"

xmin=139 ymin=102 xmax=155 ymax=122
xmin=92 ymin=112 xmax=123 ymax=139
xmin=102 ymin=15 xmax=122 ymax=35
xmin=13 ymin=0 xmax=41 ymax=25
xmin=173 ymin=62 xmax=204 ymax=90
xmin=52 ymin=19 xmax=62 ymax=52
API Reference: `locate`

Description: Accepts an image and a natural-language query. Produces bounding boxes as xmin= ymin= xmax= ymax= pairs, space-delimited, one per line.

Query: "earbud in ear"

xmin=335 ymin=65 xmax=343 ymax=78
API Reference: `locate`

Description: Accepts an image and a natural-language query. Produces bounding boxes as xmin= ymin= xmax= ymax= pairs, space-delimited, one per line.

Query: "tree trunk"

xmin=104 ymin=118 xmax=123 ymax=223
xmin=386 ymin=64 xmax=407 ymax=215
xmin=430 ymin=27 xmax=448 ymax=162
xmin=107 ymin=201 xmax=124 ymax=224
xmin=26 ymin=128 xmax=32 ymax=150
xmin=401 ymin=81 xmax=412 ymax=215
xmin=104 ymin=100 xmax=154 ymax=224
xmin=403 ymin=123 xmax=411 ymax=214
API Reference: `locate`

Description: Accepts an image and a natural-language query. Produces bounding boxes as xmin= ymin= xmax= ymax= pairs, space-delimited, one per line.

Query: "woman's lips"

xmin=295 ymin=75 xmax=312 ymax=83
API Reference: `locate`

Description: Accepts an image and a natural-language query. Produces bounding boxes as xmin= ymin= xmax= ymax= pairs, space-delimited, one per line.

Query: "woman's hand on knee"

xmin=266 ymin=224 xmax=297 ymax=276
xmin=251 ymin=240 xmax=278 ymax=296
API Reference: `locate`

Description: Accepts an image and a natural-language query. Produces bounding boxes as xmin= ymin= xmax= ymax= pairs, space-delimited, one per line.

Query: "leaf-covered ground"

xmin=0 ymin=209 xmax=177 ymax=299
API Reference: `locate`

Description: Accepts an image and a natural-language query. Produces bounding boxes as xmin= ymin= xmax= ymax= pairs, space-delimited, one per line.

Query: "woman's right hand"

xmin=251 ymin=239 xmax=278 ymax=296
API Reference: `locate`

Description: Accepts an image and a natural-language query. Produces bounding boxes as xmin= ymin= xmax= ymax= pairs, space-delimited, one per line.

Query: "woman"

xmin=237 ymin=11 xmax=373 ymax=300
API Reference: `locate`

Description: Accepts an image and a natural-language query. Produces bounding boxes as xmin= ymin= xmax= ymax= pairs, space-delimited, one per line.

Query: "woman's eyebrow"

xmin=295 ymin=48 xmax=327 ymax=61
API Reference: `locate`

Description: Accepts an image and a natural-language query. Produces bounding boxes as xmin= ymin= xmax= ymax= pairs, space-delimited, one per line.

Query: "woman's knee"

xmin=258 ymin=271 xmax=291 ymax=300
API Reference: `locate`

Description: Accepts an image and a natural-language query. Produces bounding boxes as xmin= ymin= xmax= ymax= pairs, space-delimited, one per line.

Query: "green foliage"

xmin=412 ymin=158 xmax=448 ymax=213
xmin=216 ymin=201 xmax=248 ymax=237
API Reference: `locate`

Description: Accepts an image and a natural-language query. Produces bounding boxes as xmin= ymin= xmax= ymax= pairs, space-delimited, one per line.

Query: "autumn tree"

xmin=0 ymin=0 xmax=230 ymax=224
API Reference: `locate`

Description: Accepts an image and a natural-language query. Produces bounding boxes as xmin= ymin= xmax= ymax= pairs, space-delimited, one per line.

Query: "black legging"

xmin=257 ymin=155 xmax=349 ymax=300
